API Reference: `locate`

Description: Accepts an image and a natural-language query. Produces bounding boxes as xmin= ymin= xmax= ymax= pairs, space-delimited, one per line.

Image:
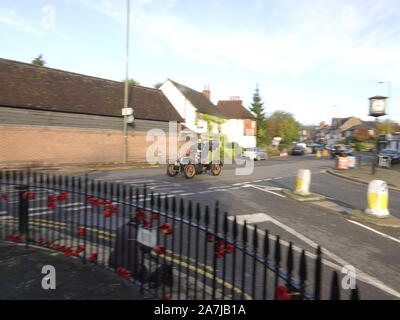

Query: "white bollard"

xmin=365 ymin=180 xmax=390 ymax=217
xmin=294 ymin=169 xmax=311 ymax=196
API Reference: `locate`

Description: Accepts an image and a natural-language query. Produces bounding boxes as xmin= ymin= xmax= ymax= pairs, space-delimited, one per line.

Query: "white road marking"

xmin=180 ymin=193 xmax=195 ymax=196
xmin=242 ymin=184 xmax=286 ymax=198
xmin=230 ymin=213 xmax=400 ymax=299
xmin=253 ymin=180 xmax=263 ymax=183
xmin=348 ymin=220 xmax=400 ymax=245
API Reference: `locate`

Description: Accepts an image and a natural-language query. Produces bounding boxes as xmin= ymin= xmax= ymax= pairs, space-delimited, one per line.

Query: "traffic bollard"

xmin=365 ymin=180 xmax=390 ymax=217
xmin=294 ymin=169 xmax=311 ymax=196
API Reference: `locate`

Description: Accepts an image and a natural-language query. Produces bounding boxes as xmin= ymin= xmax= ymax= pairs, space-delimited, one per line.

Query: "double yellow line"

xmin=2 ymin=217 xmax=253 ymax=299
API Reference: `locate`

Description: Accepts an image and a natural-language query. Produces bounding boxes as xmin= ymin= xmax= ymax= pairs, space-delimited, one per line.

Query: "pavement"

xmin=0 ymin=241 xmax=149 ymax=300
xmin=327 ymin=165 xmax=400 ymax=191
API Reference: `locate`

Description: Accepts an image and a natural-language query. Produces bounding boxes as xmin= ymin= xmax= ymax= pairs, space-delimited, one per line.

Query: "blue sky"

xmin=1 ymin=0 xmax=400 ymax=125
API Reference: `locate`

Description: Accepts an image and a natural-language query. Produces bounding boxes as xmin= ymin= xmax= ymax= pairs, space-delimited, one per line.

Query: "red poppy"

xmin=276 ymin=286 xmax=292 ymax=300
xmin=22 ymin=192 xmax=28 ymax=200
xmin=38 ymin=237 xmax=45 ymax=243
xmin=7 ymin=234 xmax=15 ymax=241
xmin=89 ymin=253 xmax=98 ymax=262
xmin=151 ymin=213 xmax=159 ymax=220
xmin=164 ymin=296 xmax=172 ymax=300
xmin=48 ymin=202 xmax=56 ymax=209
xmin=64 ymin=248 xmax=73 ymax=257
xmin=111 ymin=206 xmax=118 ymax=214
xmin=2 ymin=193 xmax=9 ymax=200
xmin=105 ymin=200 xmax=112 ymax=205
xmin=103 ymin=210 xmax=111 ymax=217
xmin=57 ymin=192 xmax=68 ymax=202
xmin=77 ymin=245 xmax=85 ymax=252
xmin=13 ymin=235 xmax=21 ymax=243
xmin=158 ymin=223 xmax=173 ymax=235
xmin=106 ymin=203 xmax=113 ymax=209
xmin=155 ymin=245 xmax=165 ymax=255
xmin=28 ymin=192 xmax=36 ymax=200
xmin=225 ymin=243 xmax=235 ymax=254
xmin=206 ymin=233 xmax=214 ymax=242
xmin=46 ymin=241 xmax=53 ymax=247
xmin=116 ymin=267 xmax=131 ymax=279
xmin=92 ymin=199 xmax=100 ymax=207
xmin=86 ymin=196 xmax=94 ymax=202
xmin=72 ymin=250 xmax=80 ymax=257
xmin=48 ymin=195 xmax=56 ymax=202
xmin=144 ymin=220 xmax=153 ymax=228
xmin=78 ymin=227 xmax=85 ymax=236
xmin=216 ymin=252 xmax=225 ymax=258
xmin=98 ymin=199 xmax=106 ymax=205
xmin=218 ymin=240 xmax=225 ymax=246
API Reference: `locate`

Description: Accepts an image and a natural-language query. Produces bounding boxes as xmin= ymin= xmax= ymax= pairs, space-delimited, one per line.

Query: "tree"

xmin=249 ymin=84 xmax=267 ymax=146
xmin=123 ymin=79 xmax=140 ymax=85
xmin=265 ymin=111 xmax=301 ymax=145
xmin=32 ymin=54 xmax=46 ymax=67
xmin=376 ymin=119 xmax=400 ymax=135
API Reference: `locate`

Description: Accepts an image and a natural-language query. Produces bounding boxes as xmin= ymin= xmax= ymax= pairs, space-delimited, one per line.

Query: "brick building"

xmin=0 ymin=58 xmax=183 ymax=168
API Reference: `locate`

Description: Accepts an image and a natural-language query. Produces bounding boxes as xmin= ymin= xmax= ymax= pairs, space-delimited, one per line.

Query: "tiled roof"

xmin=169 ymin=80 xmax=224 ymax=118
xmin=216 ymin=100 xmax=256 ymax=119
xmin=0 ymin=58 xmax=183 ymax=122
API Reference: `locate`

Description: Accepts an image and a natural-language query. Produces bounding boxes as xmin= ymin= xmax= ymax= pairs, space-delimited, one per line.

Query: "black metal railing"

xmin=0 ymin=169 xmax=359 ymax=300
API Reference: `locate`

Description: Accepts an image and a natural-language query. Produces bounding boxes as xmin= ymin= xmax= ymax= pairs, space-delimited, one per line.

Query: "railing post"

xmin=16 ymin=185 xmax=29 ymax=245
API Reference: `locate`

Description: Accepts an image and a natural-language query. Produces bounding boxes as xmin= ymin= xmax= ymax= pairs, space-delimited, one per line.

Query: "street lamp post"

xmin=122 ymin=0 xmax=132 ymax=164
xmin=368 ymin=95 xmax=388 ymax=174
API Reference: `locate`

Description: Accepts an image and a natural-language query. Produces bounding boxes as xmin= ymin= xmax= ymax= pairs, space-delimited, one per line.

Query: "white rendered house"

xmin=159 ymin=80 xmax=224 ymax=135
xmin=217 ymin=99 xmax=257 ymax=148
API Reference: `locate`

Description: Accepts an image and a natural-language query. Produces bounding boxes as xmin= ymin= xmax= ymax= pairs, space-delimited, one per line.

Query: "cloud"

xmin=68 ymin=0 xmax=400 ymax=84
xmin=0 ymin=8 xmax=42 ymax=35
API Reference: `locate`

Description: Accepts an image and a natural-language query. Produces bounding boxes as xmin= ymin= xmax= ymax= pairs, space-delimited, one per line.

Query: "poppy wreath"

xmin=158 ymin=223 xmax=173 ymax=235
xmin=155 ymin=245 xmax=165 ymax=255
xmin=116 ymin=267 xmax=132 ymax=279
xmin=57 ymin=192 xmax=68 ymax=202
xmin=47 ymin=195 xmax=57 ymax=209
xmin=103 ymin=209 xmax=111 ymax=217
xmin=216 ymin=244 xmax=225 ymax=258
xmin=275 ymin=286 xmax=292 ymax=300
xmin=151 ymin=212 xmax=159 ymax=220
xmin=7 ymin=234 xmax=21 ymax=243
xmin=136 ymin=208 xmax=146 ymax=221
xmin=89 ymin=253 xmax=98 ymax=262
xmin=22 ymin=192 xmax=36 ymax=200
xmin=64 ymin=248 xmax=73 ymax=257
xmin=77 ymin=227 xmax=86 ymax=236
xmin=144 ymin=220 xmax=153 ymax=228
xmin=37 ymin=237 xmax=45 ymax=244
xmin=1 ymin=193 xmax=9 ymax=201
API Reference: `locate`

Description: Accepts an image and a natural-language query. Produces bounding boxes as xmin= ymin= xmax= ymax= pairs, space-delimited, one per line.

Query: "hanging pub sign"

xmin=368 ymin=96 xmax=387 ymax=117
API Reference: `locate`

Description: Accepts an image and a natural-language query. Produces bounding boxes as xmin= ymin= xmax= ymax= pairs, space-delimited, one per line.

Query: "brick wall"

xmin=0 ymin=125 xmax=181 ymax=168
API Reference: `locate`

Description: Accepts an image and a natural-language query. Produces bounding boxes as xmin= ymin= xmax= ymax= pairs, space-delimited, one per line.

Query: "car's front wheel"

xmin=184 ymin=164 xmax=196 ymax=179
xmin=210 ymin=164 xmax=222 ymax=176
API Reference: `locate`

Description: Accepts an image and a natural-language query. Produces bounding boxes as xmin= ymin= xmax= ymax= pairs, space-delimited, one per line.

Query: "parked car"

xmin=242 ymin=147 xmax=268 ymax=161
xmin=378 ymin=149 xmax=400 ymax=163
xmin=291 ymin=145 xmax=305 ymax=155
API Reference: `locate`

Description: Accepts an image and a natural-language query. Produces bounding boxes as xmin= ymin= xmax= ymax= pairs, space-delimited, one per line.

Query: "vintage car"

xmin=166 ymin=141 xmax=223 ymax=179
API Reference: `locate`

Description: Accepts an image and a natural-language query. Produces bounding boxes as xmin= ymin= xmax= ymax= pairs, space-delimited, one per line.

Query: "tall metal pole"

xmin=122 ymin=0 xmax=131 ymax=164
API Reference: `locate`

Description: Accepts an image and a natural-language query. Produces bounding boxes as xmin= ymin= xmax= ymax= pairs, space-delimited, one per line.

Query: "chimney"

xmin=202 ymin=84 xmax=210 ymax=100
